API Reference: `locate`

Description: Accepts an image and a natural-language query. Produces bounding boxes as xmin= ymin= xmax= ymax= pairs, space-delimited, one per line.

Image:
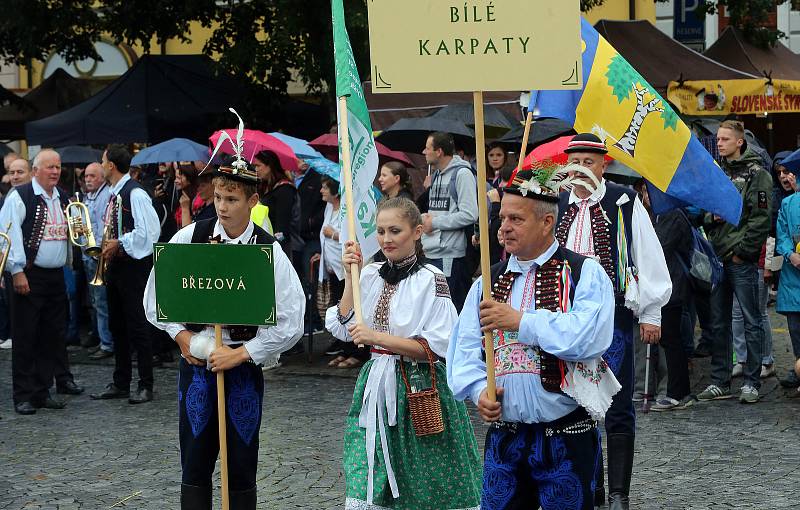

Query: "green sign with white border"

xmin=154 ymin=243 xmax=276 ymax=326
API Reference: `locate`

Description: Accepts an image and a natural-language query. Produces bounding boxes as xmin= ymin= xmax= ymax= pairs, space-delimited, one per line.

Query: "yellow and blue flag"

xmin=531 ymin=18 xmax=742 ymax=224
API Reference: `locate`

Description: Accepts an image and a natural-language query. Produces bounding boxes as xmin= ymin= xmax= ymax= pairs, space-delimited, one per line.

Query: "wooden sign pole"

xmin=516 ymin=111 xmax=534 ymax=172
xmin=215 ymin=322 xmax=230 ymax=510
xmin=338 ymin=96 xmax=365 ymax=328
xmin=472 ymin=91 xmax=496 ymax=402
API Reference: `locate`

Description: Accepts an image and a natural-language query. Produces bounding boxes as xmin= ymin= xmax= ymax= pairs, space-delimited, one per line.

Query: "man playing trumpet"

xmin=0 ymin=149 xmax=81 ymax=415
xmin=90 ymin=145 xmax=161 ymax=405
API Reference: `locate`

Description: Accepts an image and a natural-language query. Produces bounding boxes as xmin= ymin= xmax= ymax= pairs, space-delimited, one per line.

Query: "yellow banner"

xmin=667 ymin=79 xmax=800 ymax=115
xmin=366 ymin=0 xmax=582 ymax=94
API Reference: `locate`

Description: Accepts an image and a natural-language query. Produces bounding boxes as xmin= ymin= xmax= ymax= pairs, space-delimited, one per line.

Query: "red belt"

xmin=370 ymin=347 xmax=395 ymax=355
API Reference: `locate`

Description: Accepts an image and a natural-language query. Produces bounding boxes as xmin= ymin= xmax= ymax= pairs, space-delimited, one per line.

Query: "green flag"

xmin=332 ymin=0 xmax=380 ymax=259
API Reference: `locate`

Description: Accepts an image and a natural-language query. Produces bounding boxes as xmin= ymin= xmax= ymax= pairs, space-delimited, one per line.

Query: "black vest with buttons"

xmin=556 ymin=182 xmax=635 ymax=297
xmin=110 ymin=178 xmax=149 ymax=238
xmin=14 ymin=183 xmax=69 ymax=269
xmin=185 ymin=218 xmax=276 ymax=341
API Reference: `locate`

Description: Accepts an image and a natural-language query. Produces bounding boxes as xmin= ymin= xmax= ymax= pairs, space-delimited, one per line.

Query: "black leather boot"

xmin=180 ymin=484 xmax=211 ymax=510
xmin=229 ymin=486 xmax=257 ymax=510
xmin=607 ymin=433 xmax=634 ymax=510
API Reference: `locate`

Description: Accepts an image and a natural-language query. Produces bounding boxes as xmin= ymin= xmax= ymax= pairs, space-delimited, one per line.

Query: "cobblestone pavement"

xmin=1 ymin=311 xmax=799 ymax=509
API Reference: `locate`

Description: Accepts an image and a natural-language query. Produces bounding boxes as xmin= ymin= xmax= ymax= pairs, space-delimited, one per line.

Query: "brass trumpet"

xmin=0 ymin=222 xmax=11 ymax=275
xmin=89 ymin=220 xmax=111 ymax=287
xmin=65 ymin=194 xmax=101 ymax=257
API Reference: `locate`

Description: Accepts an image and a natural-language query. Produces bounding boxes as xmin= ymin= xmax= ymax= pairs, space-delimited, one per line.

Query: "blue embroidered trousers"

xmin=481 ymin=408 xmax=600 ymax=510
xmin=178 ymin=358 xmax=263 ymax=490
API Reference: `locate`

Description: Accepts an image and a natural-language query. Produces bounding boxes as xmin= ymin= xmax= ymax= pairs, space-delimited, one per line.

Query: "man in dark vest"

xmin=90 ymin=145 xmax=161 ymax=404
xmin=144 ymin=158 xmax=305 ymax=509
xmin=556 ymin=133 xmax=672 ymax=510
xmin=1 ymin=148 xmax=83 ymax=415
xmin=448 ymin=163 xmax=618 ymax=510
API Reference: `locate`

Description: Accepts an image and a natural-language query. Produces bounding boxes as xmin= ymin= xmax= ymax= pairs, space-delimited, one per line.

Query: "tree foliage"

xmin=699 ymin=0 xmax=792 ymax=48
xmin=0 ymin=0 xmax=372 ymax=126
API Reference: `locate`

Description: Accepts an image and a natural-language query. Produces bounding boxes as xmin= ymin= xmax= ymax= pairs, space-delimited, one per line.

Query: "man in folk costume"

xmin=1 ymin=149 xmax=83 ymax=415
xmin=90 ymin=144 xmax=161 ymax=404
xmin=144 ymin=115 xmax=305 ymax=509
xmin=448 ymin=162 xmax=619 ymax=510
xmin=556 ymin=133 xmax=671 ymax=510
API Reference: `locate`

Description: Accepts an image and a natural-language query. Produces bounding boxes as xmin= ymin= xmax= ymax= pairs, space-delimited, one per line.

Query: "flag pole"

xmin=473 ymin=91 xmax=496 ymax=402
xmin=516 ymin=111 xmax=534 ymax=172
xmin=215 ymin=322 xmax=230 ymax=510
xmin=338 ymin=95 xmax=364 ymax=326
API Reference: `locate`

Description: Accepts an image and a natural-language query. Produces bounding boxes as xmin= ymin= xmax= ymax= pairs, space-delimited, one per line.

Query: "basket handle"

xmin=399 ymin=337 xmax=437 ymax=393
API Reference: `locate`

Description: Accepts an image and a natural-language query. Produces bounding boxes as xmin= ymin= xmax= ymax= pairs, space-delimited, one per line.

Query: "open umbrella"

xmin=431 ymin=103 xmax=518 ymax=139
xmin=495 ymin=118 xmax=574 ymax=148
xmin=209 ymin=129 xmax=298 ymax=172
xmin=55 ymin=145 xmax=103 ymax=165
xmin=269 ymin=132 xmax=325 ymax=160
xmin=375 ymin=117 xmax=475 ymax=154
xmin=131 ymin=138 xmax=210 ymax=165
xmin=521 ymin=136 xmax=612 ymax=169
xmin=305 ymin=156 xmax=342 ymax=181
xmin=309 ymin=134 xmax=414 ymax=167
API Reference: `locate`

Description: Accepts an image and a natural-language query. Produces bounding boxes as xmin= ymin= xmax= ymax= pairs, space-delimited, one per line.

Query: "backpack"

xmin=677 ymin=212 xmax=723 ymax=293
xmin=446 ymin=165 xmax=490 ymax=275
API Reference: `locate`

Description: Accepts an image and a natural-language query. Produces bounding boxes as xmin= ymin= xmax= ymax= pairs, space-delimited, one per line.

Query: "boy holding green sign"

xmin=144 ymin=158 xmax=305 ymax=509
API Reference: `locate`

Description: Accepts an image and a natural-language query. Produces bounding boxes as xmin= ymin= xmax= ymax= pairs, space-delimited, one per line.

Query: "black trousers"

xmin=660 ymin=304 xmax=690 ymax=401
xmin=178 ymin=358 xmax=263 ymax=490
xmin=481 ymin=409 xmax=600 ymax=510
xmin=106 ymin=256 xmax=154 ymax=391
xmin=603 ymin=305 xmax=635 ymax=435
xmin=10 ymin=266 xmax=70 ymax=404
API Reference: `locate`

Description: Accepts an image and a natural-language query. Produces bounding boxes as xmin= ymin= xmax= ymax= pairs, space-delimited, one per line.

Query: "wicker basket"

xmin=399 ymin=339 xmax=444 ymax=437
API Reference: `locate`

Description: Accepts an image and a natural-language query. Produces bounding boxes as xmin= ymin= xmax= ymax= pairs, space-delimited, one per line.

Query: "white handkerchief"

xmin=562 ymin=358 xmax=622 ymax=421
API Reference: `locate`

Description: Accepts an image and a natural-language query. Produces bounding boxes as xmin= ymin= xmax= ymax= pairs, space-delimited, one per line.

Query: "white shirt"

xmin=143 ymin=220 xmax=305 ymax=365
xmin=109 ymin=174 xmax=161 ymax=260
xmin=0 ymin=180 xmax=68 ymax=274
xmin=318 ymin=202 xmax=344 ymax=282
xmin=565 ymin=179 xmax=671 ymax=326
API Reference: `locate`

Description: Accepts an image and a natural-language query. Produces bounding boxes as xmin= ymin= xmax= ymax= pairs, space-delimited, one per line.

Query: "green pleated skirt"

xmin=343 ymin=359 xmax=482 ymax=510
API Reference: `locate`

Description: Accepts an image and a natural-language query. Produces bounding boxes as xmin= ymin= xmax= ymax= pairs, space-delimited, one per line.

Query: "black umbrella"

xmin=430 ymin=103 xmax=519 ymax=139
xmin=376 ymin=117 xmax=475 ymax=154
xmin=495 ymin=118 xmax=574 ymax=149
xmin=55 ymin=145 xmax=103 ymax=165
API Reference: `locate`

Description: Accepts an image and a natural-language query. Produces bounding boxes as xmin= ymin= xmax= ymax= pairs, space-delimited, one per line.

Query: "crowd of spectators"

xmin=1 ymin=119 xmax=799 ymax=415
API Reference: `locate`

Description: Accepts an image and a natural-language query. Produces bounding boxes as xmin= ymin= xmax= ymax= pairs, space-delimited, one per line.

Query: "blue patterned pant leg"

xmin=178 ymin=359 xmax=219 ymax=487
xmin=603 ymin=306 xmax=636 ymax=436
xmin=528 ymin=423 xmax=599 ymax=510
xmin=224 ymin=361 xmax=264 ymax=491
xmin=177 ymin=358 xmax=264 ymax=490
xmin=481 ymin=425 xmax=532 ymax=510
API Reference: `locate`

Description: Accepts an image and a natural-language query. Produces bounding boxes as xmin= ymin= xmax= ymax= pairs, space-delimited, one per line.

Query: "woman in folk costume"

xmin=447 ymin=162 xmax=620 ymax=510
xmin=325 ymin=197 xmax=482 ymax=510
